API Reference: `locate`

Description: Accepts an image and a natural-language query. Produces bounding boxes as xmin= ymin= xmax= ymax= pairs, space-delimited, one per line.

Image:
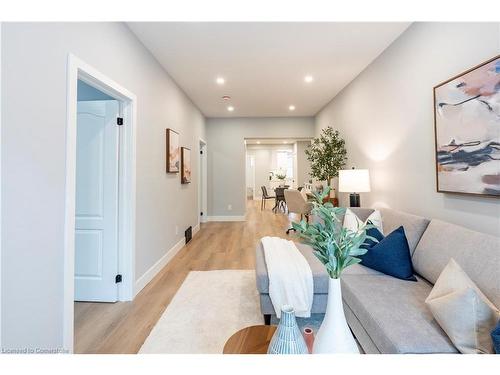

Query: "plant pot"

xmin=313 ymin=278 xmax=359 ymax=354
xmin=267 ymin=305 xmax=309 ymax=354
xmin=328 ymin=179 xmax=336 ymax=198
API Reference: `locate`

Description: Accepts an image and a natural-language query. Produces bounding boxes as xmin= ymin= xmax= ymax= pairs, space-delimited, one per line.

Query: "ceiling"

xmin=128 ymin=22 xmax=410 ymax=118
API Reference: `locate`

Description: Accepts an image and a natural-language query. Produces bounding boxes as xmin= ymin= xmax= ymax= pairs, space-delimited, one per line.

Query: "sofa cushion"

xmin=336 ymin=208 xmax=375 ymax=226
xmin=379 ymin=208 xmax=429 ymax=255
xmin=343 ymin=302 xmax=381 ymax=353
xmin=360 ymin=226 xmax=417 ymax=281
xmin=255 ymin=242 xmax=381 ymax=294
xmin=338 ymin=208 xmax=429 ymax=255
xmin=412 ymin=219 xmax=500 ymax=309
xmin=343 ymin=208 xmax=383 ymax=233
xmin=361 ymin=226 xmax=385 ymax=249
xmin=341 ymin=274 xmax=458 ymax=353
xmin=425 ymin=258 xmax=500 ymax=354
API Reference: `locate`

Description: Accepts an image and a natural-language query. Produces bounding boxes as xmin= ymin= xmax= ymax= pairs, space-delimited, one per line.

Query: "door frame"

xmin=245 ymin=153 xmax=256 ymax=200
xmin=64 ymin=54 xmax=137 ymax=352
xmin=250 ymin=155 xmax=256 ymax=200
xmin=198 ymin=138 xmax=207 ymax=224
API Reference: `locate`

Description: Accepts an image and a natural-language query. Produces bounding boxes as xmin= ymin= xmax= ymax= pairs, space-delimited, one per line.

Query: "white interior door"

xmin=75 ymin=100 xmax=120 ymax=302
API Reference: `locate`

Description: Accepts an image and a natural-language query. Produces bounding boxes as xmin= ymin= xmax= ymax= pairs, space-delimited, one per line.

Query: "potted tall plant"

xmin=305 ymin=127 xmax=347 ymax=197
xmin=292 ymin=187 xmax=376 ymax=353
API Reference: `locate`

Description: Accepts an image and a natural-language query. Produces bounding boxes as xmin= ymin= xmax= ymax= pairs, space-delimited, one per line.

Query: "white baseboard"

xmin=134 ymin=223 xmax=201 ymax=296
xmin=206 ymin=215 xmax=246 ymax=222
xmin=193 ymin=223 xmax=200 ymax=235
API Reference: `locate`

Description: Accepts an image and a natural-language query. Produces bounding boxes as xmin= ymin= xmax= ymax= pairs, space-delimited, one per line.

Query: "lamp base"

xmin=349 ymin=193 xmax=360 ymax=207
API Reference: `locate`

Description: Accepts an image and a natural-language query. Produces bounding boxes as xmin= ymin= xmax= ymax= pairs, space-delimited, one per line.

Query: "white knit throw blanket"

xmin=261 ymin=236 xmax=314 ymax=318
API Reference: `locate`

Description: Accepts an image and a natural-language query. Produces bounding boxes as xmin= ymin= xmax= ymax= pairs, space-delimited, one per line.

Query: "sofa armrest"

xmin=255 ymin=242 xmax=269 ymax=293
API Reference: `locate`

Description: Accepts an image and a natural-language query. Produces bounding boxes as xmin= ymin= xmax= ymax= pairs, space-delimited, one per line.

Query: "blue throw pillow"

xmin=361 ymin=226 xmax=385 ymax=249
xmin=492 ymin=320 xmax=500 ymax=354
xmin=360 ymin=226 xmax=417 ymax=281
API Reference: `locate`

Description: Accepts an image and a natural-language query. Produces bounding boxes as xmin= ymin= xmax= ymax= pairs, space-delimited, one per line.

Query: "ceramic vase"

xmin=302 ymin=327 xmax=314 ymax=354
xmin=313 ymin=278 xmax=359 ymax=354
xmin=267 ymin=305 xmax=309 ymax=354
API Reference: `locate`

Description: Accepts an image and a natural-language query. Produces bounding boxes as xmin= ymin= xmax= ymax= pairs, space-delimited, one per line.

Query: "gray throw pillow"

xmin=425 ymin=258 xmax=500 ymax=354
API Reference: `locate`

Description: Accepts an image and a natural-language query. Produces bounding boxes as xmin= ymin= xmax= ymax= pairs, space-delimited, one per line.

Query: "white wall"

xmin=246 ymin=147 xmax=272 ymax=199
xmin=206 ymin=117 xmax=315 ymax=217
xmin=296 ymin=140 xmax=312 ymax=187
xmin=1 ymin=23 xmax=205 ymax=350
xmin=316 ymin=22 xmax=500 ymax=236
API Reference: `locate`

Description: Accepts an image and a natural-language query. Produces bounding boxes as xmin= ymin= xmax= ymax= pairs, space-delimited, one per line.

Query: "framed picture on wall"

xmin=181 ymin=147 xmax=191 ymax=184
xmin=166 ymin=128 xmax=180 ymax=173
xmin=433 ymin=55 xmax=500 ymax=197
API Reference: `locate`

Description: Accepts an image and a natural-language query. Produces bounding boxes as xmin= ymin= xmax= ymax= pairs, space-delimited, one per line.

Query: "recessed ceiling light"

xmin=304 ymin=75 xmax=314 ymax=83
xmin=216 ymin=77 xmax=225 ymax=85
xmin=222 ymin=95 xmax=231 ymax=100
xmin=227 ymin=106 xmax=234 ymax=112
xmin=257 ymin=141 xmax=261 ymax=144
xmin=289 ymin=105 xmax=296 ymax=111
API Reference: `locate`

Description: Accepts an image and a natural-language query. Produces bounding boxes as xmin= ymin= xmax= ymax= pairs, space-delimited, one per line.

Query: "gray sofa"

xmin=255 ymin=208 xmax=500 ymax=354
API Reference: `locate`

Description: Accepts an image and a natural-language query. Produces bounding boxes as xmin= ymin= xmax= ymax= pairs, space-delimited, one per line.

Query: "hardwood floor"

xmin=74 ymin=199 xmax=300 ymax=354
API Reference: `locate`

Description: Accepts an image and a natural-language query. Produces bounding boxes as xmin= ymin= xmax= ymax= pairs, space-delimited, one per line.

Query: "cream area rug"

xmin=139 ymin=270 xmax=264 ymax=354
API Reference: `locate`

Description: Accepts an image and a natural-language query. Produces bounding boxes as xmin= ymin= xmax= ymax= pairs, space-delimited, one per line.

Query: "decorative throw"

xmin=425 ymin=258 xmax=500 ymax=354
xmin=359 ymin=226 xmax=416 ymax=281
xmin=261 ymin=236 xmax=313 ymax=318
xmin=343 ymin=208 xmax=383 ymax=234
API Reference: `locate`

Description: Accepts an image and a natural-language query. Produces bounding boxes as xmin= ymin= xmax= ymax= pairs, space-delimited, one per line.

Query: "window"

xmin=276 ymin=150 xmax=293 ymax=179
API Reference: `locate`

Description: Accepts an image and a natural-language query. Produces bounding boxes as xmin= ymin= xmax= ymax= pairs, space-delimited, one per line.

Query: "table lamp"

xmin=338 ymin=168 xmax=371 ymax=207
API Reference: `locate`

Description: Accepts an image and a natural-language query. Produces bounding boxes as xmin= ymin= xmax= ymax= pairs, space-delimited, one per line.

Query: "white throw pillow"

xmin=425 ymin=258 xmax=500 ymax=354
xmin=343 ymin=208 xmax=383 ymax=234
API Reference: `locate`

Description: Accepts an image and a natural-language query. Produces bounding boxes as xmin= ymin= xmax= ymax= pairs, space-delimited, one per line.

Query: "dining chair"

xmin=273 ymin=187 xmax=287 ymax=213
xmin=284 ymin=189 xmax=313 ymax=234
xmin=260 ymin=186 xmax=275 ymax=210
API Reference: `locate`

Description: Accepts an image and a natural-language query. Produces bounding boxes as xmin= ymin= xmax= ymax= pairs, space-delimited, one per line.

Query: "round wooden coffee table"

xmin=223 ymin=325 xmax=277 ymax=354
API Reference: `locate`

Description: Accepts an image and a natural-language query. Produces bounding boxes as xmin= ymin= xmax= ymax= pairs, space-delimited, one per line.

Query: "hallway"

xmin=74 ymin=200 xmax=302 ymax=353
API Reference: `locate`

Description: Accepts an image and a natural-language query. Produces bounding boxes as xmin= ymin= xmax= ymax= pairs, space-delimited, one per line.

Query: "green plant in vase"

xmin=275 ymin=171 xmax=286 ymax=181
xmin=305 ymin=126 xmax=347 ymax=197
xmin=292 ymin=187 xmax=376 ymax=278
xmin=291 ymin=187 xmax=377 ymax=353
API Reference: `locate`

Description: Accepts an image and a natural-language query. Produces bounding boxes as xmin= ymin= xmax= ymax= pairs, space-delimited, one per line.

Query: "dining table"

xmin=272 ymin=186 xmax=288 ymax=213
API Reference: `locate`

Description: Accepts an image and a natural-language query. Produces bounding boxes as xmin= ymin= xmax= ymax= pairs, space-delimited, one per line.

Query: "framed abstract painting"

xmin=166 ymin=128 xmax=180 ymax=173
xmin=433 ymin=55 xmax=500 ymax=197
xmin=181 ymin=147 xmax=191 ymax=184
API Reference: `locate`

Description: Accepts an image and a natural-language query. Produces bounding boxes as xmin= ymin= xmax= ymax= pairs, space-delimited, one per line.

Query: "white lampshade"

xmin=338 ymin=169 xmax=371 ymax=193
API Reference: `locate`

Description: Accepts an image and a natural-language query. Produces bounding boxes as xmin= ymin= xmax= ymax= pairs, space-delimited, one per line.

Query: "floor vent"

xmin=185 ymin=226 xmax=192 ymax=244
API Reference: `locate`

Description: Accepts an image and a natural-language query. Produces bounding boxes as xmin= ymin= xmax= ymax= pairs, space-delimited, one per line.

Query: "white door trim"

xmin=64 ymin=54 xmax=137 ymax=353
xmin=198 ymin=138 xmax=208 ymax=224
xmin=248 ymin=154 xmax=256 ymax=200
